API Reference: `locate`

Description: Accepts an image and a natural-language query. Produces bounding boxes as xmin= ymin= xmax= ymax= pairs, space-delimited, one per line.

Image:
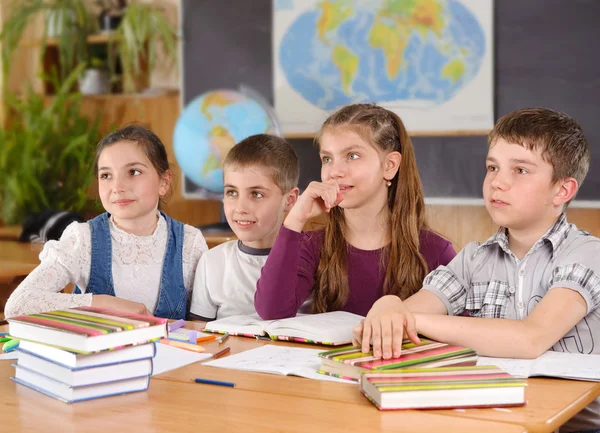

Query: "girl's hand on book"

xmin=355 ymin=295 xmax=420 ymax=360
xmin=92 ymin=295 xmax=153 ymax=317
xmin=284 ymin=180 xmax=345 ymax=232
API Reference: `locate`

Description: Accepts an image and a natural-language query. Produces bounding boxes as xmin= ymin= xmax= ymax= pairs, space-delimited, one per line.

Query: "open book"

xmin=203 ymin=345 xmax=353 ymax=383
xmin=204 ymin=311 xmax=364 ymax=345
xmin=476 ymin=351 xmax=600 ymax=381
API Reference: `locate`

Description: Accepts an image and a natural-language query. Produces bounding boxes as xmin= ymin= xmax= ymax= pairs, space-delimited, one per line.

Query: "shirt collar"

xmin=474 ymin=213 xmax=570 ymax=259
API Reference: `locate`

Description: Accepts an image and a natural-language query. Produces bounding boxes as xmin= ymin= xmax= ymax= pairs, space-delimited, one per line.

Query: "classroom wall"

xmin=3 ymin=0 xmax=600 ymax=249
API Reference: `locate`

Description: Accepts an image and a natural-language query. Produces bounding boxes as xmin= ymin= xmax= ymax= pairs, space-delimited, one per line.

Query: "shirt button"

xmin=509 ymin=286 xmax=515 ymax=294
xmin=519 ymin=270 xmax=525 ymax=276
xmin=517 ymin=302 xmax=524 ymax=309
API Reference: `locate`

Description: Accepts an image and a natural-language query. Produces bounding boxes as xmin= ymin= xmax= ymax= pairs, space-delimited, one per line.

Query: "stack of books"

xmin=318 ymin=339 xmax=478 ymax=381
xmin=7 ymin=306 xmax=167 ymax=403
xmin=360 ymin=366 xmax=527 ymax=410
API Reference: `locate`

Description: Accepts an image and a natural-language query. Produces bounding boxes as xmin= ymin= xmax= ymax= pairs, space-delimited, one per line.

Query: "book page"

xmin=204 ymin=345 xmax=352 ymax=382
xmin=477 ymin=351 xmax=600 ymax=381
xmin=204 ymin=314 xmax=272 ymax=337
xmin=476 ymin=357 xmax=534 ymax=378
xmin=530 ymin=351 xmax=600 ymax=381
xmin=266 ymin=311 xmax=364 ymax=344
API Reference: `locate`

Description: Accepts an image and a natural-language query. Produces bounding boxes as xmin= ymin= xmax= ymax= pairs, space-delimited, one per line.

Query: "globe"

xmin=173 ymin=88 xmax=280 ymax=195
xmin=279 ymin=0 xmax=486 ymax=109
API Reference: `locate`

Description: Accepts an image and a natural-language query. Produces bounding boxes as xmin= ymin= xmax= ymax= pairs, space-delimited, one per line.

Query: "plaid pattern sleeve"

xmin=423 ymin=267 xmax=468 ymax=316
xmin=551 ymin=263 xmax=600 ymax=311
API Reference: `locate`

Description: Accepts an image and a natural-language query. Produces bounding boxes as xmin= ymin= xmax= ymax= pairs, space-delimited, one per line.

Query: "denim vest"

xmin=74 ymin=211 xmax=187 ymax=319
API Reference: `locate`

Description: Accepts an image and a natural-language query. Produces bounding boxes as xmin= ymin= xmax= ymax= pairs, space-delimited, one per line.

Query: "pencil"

xmin=211 ymin=346 xmax=231 ymax=359
xmin=194 ymin=378 xmax=235 ymax=388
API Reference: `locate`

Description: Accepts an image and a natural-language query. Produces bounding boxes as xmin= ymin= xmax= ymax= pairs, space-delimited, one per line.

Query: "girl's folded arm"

xmin=255 ymin=226 xmax=319 ymax=319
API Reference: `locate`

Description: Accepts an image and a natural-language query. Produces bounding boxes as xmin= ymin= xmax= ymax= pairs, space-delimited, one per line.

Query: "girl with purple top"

xmin=255 ymin=103 xmax=456 ymax=320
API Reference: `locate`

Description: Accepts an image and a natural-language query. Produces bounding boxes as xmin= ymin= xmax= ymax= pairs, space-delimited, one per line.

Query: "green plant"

xmin=0 ymin=0 xmax=97 ymax=90
xmin=0 ymin=65 xmax=103 ymax=225
xmin=110 ymin=2 xmax=178 ymax=93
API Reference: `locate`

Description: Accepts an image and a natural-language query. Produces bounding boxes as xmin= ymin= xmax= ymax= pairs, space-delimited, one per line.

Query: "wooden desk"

xmin=203 ymin=231 xmax=236 ymax=249
xmin=0 ymin=261 xmax=37 ymax=316
xmin=0 ymin=357 xmax=526 ymax=432
xmin=0 ymin=240 xmax=42 ymax=264
xmin=436 ymin=378 xmax=600 ymax=433
xmin=0 ymin=225 xmax=21 ymax=241
xmin=0 ymin=261 xmax=37 ymax=284
xmin=155 ymin=322 xmax=599 ymax=433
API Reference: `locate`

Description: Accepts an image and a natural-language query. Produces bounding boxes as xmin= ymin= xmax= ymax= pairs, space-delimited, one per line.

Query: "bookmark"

xmin=168 ymin=319 xmax=186 ymax=332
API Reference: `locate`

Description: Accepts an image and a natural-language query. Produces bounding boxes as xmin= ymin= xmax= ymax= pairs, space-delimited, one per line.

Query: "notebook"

xmin=16 ymin=351 xmax=153 ymax=387
xmin=477 ymin=351 xmax=600 ymax=381
xmin=319 ymin=339 xmax=478 ymax=381
xmin=17 ymin=340 xmax=156 ymax=369
xmin=204 ymin=311 xmax=363 ymax=345
xmin=12 ymin=364 xmax=150 ymax=403
xmin=203 ymin=345 xmax=354 ymax=383
xmin=361 ymin=366 xmax=527 ymax=410
xmin=8 ymin=307 xmax=167 ymax=353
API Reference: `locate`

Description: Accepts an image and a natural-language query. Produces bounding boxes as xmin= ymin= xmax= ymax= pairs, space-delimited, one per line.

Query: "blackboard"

xmin=181 ymin=0 xmax=600 ymax=201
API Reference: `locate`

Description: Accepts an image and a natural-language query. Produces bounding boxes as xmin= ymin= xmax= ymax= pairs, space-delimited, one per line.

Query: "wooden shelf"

xmin=36 ymin=33 xmax=115 ymax=47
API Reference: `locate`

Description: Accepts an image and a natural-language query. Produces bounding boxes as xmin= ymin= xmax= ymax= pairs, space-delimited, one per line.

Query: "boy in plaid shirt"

xmin=355 ymin=108 xmax=600 ymax=433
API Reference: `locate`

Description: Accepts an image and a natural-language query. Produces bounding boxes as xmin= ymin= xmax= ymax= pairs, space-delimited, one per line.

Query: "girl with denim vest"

xmin=5 ymin=126 xmax=208 ymax=319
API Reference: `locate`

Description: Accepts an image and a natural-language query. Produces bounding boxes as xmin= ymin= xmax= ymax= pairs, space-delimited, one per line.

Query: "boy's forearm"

xmin=404 ymin=290 xmax=449 ymax=315
xmin=413 ymin=288 xmax=588 ymax=359
xmin=414 ymin=314 xmax=542 ymax=358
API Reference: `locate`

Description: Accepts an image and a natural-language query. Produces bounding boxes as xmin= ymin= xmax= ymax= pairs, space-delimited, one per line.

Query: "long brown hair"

xmin=312 ymin=103 xmax=429 ymax=313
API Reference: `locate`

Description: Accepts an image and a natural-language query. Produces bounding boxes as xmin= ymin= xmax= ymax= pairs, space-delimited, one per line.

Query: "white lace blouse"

xmin=4 ymin=213 xmax=208 ymax=318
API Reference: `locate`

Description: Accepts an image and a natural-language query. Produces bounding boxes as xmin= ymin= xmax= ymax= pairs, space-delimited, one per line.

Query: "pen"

xmin=194 ymin=378 xmax=235 ymax=388
xmin=211 ymin=346 xmax=231 ymax=359
xmin=160 ymin=338 xmax=206 ymax=353
xmin=168 ymin=319 xmax=186 ymax=332
xmin=217 ymin=332 xmax=230 ymax=344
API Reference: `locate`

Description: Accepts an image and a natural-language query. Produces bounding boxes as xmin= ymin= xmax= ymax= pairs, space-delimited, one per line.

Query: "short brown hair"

xmin=489 ymin=108 xmax=590 ymax=187
xmin=223 ymin=134 xmax=299 ymax=193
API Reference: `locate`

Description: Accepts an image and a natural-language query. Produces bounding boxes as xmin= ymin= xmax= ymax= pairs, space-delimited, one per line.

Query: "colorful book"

xmin=360 ymin=366 xmax=527 ymax=410
xmin=12 ymin=364 xmax=150 ymax=403
xmin=17 ymin=340 xmax=156 ymax=370
xmin=318 ymin=339 xmax=478 ymax=381
xmin=8 ymin=307 xmax=167 ymax=353
xmin=204 ymin=311 xmax=363 ymax=345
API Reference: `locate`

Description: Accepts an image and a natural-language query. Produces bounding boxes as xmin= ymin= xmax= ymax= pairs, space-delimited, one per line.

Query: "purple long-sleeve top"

xmin=255 ymin=226 xmax=456 ymax=319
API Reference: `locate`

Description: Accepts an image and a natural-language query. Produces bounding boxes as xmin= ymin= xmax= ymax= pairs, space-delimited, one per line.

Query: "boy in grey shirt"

xmin=355 ymin=108 xmax=600 ymax=433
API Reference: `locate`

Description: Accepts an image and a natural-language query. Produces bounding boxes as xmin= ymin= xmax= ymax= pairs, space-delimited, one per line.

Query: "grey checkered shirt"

xmin=422 ymin=213 xmax=600 ymax=431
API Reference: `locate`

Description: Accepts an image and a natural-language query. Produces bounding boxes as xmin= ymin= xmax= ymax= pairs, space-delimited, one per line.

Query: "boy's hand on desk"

xmin=92 ymin=295 xmax=153 ymax=317
xmin=353 ymin=295 xmax=420 ymax=360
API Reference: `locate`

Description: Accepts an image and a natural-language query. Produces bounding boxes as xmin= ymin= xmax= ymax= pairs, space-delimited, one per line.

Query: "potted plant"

xmin=95 ymin=0 xmax=126 ymax=33
xmin=0 ymin=0 xmax=98 ymax=89
xmin=78 ymin=44 xmax=110 ymax=95
xmin=108 ymin=2 xmax=178 ymax=93
xmin=0 ymin=65 xmax=103 ymax=225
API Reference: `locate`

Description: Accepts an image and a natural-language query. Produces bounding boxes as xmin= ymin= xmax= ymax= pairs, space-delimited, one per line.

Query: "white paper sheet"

xmin=151 ymin=343 xmax=212 ymax=376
